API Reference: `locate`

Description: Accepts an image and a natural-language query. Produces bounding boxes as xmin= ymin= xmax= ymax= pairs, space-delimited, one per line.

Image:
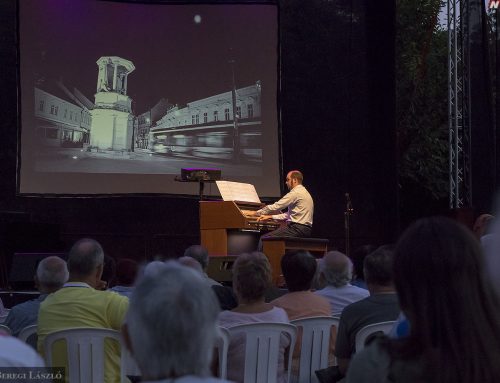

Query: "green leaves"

xmin=396 ymin=0 xmax=448 ymax=199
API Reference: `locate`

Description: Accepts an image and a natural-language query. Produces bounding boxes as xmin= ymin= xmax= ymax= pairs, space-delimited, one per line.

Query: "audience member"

xmin=184 ymin=245 xmax=221 ymax=286
xmin=272 ymin=250 xmax=331 ymax=319
xmin=335 ymin=245 xmax=399 ymax=377
xmin=178 ymin=255 xmax=205 ymax=273
xmin=108 ymin=258 xmax=138 ymax=298
xmin=5 ymin=256 xmax=68 ymax=336
xmin=183 ymin=246 xmax=238 ymax=310
xmin=123 ymin=262 xmax=231 ymax=383
xmin=271 ymin=250 xmax=332 ymax=373
xmin=347 ymin=216 xmax=500 ymax=383
xmin=218 ymin=252 xmax=290 ymax=383
xmin=315 ymin=251 xmax=369 ymax=317
xmin=350 ymin=245 xmax=376 ymax=289
xmin=38 ymin=238 xmax=129 ymax=383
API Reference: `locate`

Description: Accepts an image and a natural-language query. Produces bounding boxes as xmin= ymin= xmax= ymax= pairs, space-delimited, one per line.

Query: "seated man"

xmin=315 ymin=251 xmax=369 ymax=317
xmin=183 ymin=245 xmax=221 ymax=286
xmin=5 ymin=256 xmax=68 ymax=336
xmin=123 ymin=262 xmax=231 ymax=383
xmin=183 ymin=245 xmax=238 ymax=310
xmin=334 ymin=245 xmax=400 ymax=377
xmin=247 ymin=170 xmax=313 ymax=246
xmin=38 ymin=238 xmax=129 ymax=383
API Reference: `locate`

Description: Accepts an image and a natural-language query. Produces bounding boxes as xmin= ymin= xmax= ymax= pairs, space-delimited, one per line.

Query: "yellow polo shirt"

xmin=37 ymin=282 xmax=129 ymax=383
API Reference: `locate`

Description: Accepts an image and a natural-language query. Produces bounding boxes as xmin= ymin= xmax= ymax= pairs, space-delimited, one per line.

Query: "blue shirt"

xmin=5 ymin=294 xmax=47 ymax=336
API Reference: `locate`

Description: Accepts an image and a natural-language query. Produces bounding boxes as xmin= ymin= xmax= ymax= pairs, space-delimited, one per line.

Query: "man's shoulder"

xmin=341 ymin=295 xmax=372 ymax=316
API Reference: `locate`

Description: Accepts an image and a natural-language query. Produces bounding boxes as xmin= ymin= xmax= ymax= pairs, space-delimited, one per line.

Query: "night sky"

xmin=19 ymin=0 xmax=278 ymax=114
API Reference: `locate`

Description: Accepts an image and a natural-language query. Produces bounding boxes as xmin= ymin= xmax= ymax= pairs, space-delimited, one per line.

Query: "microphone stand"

xmin=344 ymin=193 xmax=354 ymax=258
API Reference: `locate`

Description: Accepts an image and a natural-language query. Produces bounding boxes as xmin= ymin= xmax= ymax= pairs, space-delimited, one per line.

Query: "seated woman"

xmin=347 ymin=216 xmax=500 ymax=383
xmin=218 ymin=252 xmax=290 ymax=383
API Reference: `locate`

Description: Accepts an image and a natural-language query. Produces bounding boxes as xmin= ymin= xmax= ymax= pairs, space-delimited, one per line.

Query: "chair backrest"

xmin=0 ymin=324 xmax=11 ymax=335
xmin=43 ymin=327 xmax=129 ymax=383
xmin=215 ymin=326 xmax=230 ymax=379
xmin=290 ymin=316 xmax=339 ymax=383
xmin=18 ymin=324 xmax=38 ymax=348
xmin=354 ymin=321 xmax=395 ymax=352
xmin=227 ymin=322 xmax=297 ymax=383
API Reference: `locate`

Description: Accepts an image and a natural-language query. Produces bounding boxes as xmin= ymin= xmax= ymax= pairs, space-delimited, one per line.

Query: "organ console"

xmin=200 ymin=200 xmax=281 ymax=255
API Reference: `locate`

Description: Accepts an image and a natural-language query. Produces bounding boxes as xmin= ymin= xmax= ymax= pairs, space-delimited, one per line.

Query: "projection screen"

xmin=17 ymin=0 xmax=281 ymax=197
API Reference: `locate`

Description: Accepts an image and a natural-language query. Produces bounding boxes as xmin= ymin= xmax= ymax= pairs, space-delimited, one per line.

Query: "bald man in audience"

xmin=38 ymin=238 xmax=129 ymax=383
xmin=5 ymin=256 xmax=68 ymax=336
xmin=315 ymin=251 xmax=369 ymax=317
xmin=334 ymin=245 xmax=400 ymax=377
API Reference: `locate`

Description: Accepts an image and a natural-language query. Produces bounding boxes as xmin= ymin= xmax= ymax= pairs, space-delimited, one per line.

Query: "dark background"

xmin=0 ymin=0 xmax=397 ymax=286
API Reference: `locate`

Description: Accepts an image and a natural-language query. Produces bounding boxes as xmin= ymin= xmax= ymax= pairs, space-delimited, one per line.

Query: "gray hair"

xmin=183 ymin=245 xmax=209 ymax=270
xmin=67 ymin=238 xmax=104 ymax=276
xmin=320 ymin=251 xmax=353 ymax=287
xmin=127 ymin=262 xmax=220 ymax=378
xmin=36 ymin=256 xmax=69 ymax=289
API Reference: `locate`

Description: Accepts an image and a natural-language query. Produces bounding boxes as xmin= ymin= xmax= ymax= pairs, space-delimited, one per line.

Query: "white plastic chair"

xmin=354 ymin=321 xmax=395 ymax=352
xmin=227 ymin=322 xmax=297 ymax=383
xmin=43 ymin=327 xmax=133 ymax=383
xmin=290 ymin=316 xmax=339 ymax=383
xmin=0 ymin=324 xmax=11 ymax=335
xmin=215 ymin=326 xmax=230 ymax=379
xmin=18 ymin=324 xmax=38 ymax=348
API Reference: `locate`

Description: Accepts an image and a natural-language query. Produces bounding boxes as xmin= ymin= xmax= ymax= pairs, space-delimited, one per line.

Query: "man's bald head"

xmin=68 ymin=238 xmax=104 ymax=278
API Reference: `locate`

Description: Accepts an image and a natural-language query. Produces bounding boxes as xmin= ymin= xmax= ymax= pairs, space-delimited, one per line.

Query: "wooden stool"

xmin=262 ymin=237 xmax=329 ymax=285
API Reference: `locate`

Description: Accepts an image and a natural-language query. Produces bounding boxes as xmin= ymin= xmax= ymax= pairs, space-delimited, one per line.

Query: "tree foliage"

xmin=396 ymin=0 xmax=449 ymax=200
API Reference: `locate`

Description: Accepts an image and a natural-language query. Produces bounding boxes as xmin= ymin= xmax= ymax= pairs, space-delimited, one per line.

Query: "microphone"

xmin=345 ymin=192 xmax=353 ymax=213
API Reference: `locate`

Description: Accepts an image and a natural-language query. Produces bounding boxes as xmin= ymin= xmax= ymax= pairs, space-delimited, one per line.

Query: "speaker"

xmin=8 ymin=252 xmax=67 ymax=291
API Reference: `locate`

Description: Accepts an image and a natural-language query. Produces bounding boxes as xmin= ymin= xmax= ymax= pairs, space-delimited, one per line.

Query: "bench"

xmin=262 ymin=237 xmax=329 ymax=285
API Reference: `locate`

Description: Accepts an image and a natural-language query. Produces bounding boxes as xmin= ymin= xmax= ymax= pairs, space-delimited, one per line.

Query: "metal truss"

xmin=448 ymin=0 xmax=472 ymax=208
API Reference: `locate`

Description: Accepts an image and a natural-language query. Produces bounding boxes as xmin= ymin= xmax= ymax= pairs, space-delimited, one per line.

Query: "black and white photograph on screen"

xmin=18 ymin=0 xmax=281 ymax=195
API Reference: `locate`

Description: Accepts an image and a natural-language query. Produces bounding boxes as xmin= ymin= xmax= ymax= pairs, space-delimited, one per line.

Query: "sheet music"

xmin=216 ymin=181 xmax=261 ymax=203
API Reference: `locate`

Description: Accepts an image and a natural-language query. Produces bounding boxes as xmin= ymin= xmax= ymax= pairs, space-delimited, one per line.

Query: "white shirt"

xmin=257 ymin=184 xmax=314 ymax=226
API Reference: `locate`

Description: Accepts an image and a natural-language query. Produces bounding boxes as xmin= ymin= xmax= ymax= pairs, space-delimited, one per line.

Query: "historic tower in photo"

xmin=90 ymin=56 xmax=135 ymax=150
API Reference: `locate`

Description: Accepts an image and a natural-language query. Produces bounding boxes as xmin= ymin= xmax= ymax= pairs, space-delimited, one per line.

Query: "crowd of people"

xmin=1 ymin=213 xmax=500 ymax=383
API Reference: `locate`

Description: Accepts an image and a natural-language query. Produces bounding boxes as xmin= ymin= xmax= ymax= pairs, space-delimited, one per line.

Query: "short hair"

xmin=67 ymin=238 xmax=104 ymax=276
xmin=288 ymin=170 xmax=303 ymax=184
xmin=183 ymin=245 xmax=209 ymax=270
xmin=127 ymin=262 xmax=220 ymax=378
xmin=115 ymin=259 xmax=139 ymax=286
xmin=320 ymin=251 xmax=352 ymax=287
xmin=36 ymin=256 xmax=68 ymax=289
xmin=363 ymin=244 xmax=394 ymax=286
xmin=177 ymin=256 xmax=204 ymax=275
xmin=281 ymin=250 xmax=317 ymax=291
xmin=232 ymin=252 xmax=271 ymax=302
